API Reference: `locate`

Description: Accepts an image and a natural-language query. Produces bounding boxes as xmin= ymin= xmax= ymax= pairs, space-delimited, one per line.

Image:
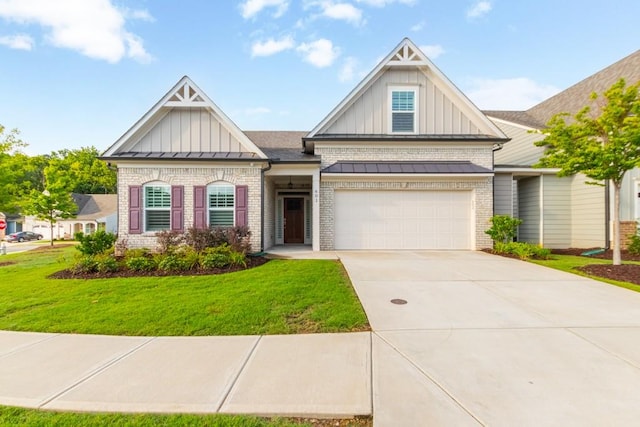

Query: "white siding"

xmin=492 ymin=120 xmax=545 ymax=166
xmin=324 ymin=69 xmax=481 ymax=135
xmin=494 ymin=173 xmax=513 ymax=216
xmin=620 ymin=168 xmax=640 ymax=221
xmin=541 ymin=175 xmax=571 ymax=248
xmin=130 ymin=108 xmax=248 ymax=153
xmin=572 ymin=174 xmax=606 ymax=248
xmin=517 ymin=177 xmax=540 ymax=244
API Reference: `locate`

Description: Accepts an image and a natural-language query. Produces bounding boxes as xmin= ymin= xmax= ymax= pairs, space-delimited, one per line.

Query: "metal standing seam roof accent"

xmin=102 ymin=152 xmax=260 ymax=160
xmin=321 ymin=161 xmax=493 ymax=174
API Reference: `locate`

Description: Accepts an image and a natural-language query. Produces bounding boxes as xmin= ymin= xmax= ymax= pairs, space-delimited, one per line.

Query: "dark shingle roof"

xmin=322 ymin=161 xmax=492 ymax=174
xmin=244 ymin=131 xmax=307 ymax=149
xmin=486 ymin=49 xmax=640 ymax=129
xmin=71 ymin=194 xmax=117 ymax=220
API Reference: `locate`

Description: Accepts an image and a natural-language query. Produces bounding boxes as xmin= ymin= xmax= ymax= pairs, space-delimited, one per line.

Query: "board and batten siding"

xmin=517 ymin=177 xmax=540 ymax=244
xmin=571 ymin=174 xmax=605 ymax=248
xmin=619 ymin=168 xmax=640 ymax=222
xmin=130 ymin=108 xmax=248 ymax=153
xmin=492 ymin=120 xmax=545 ymax=166
xmin=493 ymin=173 xmax=514 ymax=216
xmin=541 ymin=175 xmax=571 ymax=248
xmin=323 ymin=69 xmax=481 ymax=135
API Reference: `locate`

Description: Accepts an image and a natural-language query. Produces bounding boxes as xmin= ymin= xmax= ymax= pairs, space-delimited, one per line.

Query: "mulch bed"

xmin=0 ymin=261 xmax=16 ymax=267
xmin=552 ymin=248 xmax=640 ymax=285
xmin=48 ymin=256 xmax=269 ymax=279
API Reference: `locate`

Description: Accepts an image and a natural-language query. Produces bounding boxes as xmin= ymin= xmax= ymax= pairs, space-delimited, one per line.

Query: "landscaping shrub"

xmin=485 ymin=215 xmax=522 ymax=244
xmin=72 ymin=255 xmax=98 ymax=274
xmin=628 ymin=234 xmax=640 ymax=255
xmin=183 ymin=226 xmax=252 ymax=253
xmin=174 ymin=246 xmax=200 ymax=270
xmin=157 ymin=254 xmax=191 ymax=271
xmin=183 ymin=227 xmax=216 ymax=252
xmin=494 ymin=241 xmax=551 ymax=260
xmin=126 ymin=256 xmax=157 ymax=272
xmin=155 ymin=230 xmax=183 ymax=254
xmin=226 ymin=225 xmax=252 ymax=254
xmin=75 ymin=231 xmax=117 ymax=256
xmin=94 ymin=253 xmax=120 ymax=273
xmin=229 ymin=250 xmax=247 ymax=268
xmin=199 ymin=244 xmax=233 ymax=269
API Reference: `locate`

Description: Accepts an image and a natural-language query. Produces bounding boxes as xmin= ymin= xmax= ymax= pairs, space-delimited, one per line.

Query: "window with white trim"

xmin=208 ymin=184 xmax=235 ymax=227
xmin=389 ymin=87 xmax=418 ymax=133
xmin=144 ymin=184 xmax=171 ymax=231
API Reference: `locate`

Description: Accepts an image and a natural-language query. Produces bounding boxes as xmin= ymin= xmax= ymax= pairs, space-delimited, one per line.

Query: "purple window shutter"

xmin=129 ymin=185 xmax=142 ymax=234
xmin=193 ymin=185 xmax=207 ymax=229
xmin=171 ymin=185 xmax=184 ymax=232
xmin=235 ymin=185 xmax=248 ymax=227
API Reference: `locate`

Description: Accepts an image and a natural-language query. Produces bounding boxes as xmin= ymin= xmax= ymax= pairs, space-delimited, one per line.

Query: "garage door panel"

xmin=334 ymin=190 xmax=472 ymax=250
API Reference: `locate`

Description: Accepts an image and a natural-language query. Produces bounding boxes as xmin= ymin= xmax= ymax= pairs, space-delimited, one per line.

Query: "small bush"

xmin=72 ymin=255 xmax=98 ymax=274
xmin=229 ymin=250 xmax=247 ymax=268
xmin=126 ymin=256 xmax=157 ymax=272
xmin=531 ymin=245 xmax=552 ymax=260
xmin=124 ymin=248 xmax=152 ymax=260
xmin=184 ymin=227 xmax=216 ymax=252
xmin=157 ymin=254 xmax=191 ymax=272
xmin=628 ymin=234 xmax=640 ymax=255
xmin=155 ymin=230 xmax=184 ymax=254
xmin=95 ymin=253 xmax=120 ymax=273
xmin=494 ymin=241 xmax=550 ymax=260
xmin=174 ymin=246 xmax=200 ymax=270
xmin=183 ymin=226 xmax=252 ymax=253
xmin=75 ymin=231 xmax=117 ymax=256
xmin=485 ymin=215 xmax=522 ymax=244
xmin=199 ymin=244 xmax=234 ymax=269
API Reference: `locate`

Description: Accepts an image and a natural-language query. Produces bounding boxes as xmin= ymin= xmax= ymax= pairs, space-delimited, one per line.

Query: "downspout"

xmin=604 ymin=180 xmax=610 ymax=250
xmin=260 ymin=161 xmax=273 ymax=253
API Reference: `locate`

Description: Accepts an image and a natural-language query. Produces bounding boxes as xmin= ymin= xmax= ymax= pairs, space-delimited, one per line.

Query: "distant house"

xmin=25 ymin=193 xmax=117 ymax=239
xmin=486 ymin=49 xmax=640 ymax=249
xmin=0 ymin=212 xmax=23 ymax=240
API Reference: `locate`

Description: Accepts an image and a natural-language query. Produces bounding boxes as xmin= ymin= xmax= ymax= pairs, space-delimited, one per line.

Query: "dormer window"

xmin=390 ymin=87 xmax=418 ymax=133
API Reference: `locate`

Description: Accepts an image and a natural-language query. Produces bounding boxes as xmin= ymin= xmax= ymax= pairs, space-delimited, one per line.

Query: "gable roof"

xmin=487 ymin=49 xmax=640 ymax=129
xmin=306 ymin=38 xmax=507 ymax=140
xmin=71 ymin=194 xmax=117 ymax=221
xmin=244 ymin=131 xmax=320 ymax=163
xmin=102 ymin=76 xmax=267 ymax=159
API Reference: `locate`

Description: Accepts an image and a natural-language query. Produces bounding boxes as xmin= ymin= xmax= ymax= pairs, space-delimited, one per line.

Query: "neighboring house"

xmin=102 ymin=38 xmax=509 ymax=251
xmin=486 ymin=49 xmax=640 ymax=249
xmin=24 ymin=193 xmax=117 ymax=239
xmin=0 ymin=212 xmax=23 ymax=240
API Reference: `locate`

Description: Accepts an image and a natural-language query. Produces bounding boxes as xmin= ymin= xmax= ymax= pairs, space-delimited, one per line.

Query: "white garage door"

xmin=334 ymin=190 xmax=472 ymax=250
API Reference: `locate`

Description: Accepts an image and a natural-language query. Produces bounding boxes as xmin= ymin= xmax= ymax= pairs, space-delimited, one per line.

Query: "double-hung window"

xmin=390 ymin=87 xmax=418 ymax=133
xmin=144 ymin=184 xmax=171 ymax=231
xmin=208 ymin=184 xmax=235 ymax=227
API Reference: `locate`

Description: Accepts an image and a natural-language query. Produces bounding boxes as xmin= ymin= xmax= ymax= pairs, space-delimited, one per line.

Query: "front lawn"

xmin=0 ymin=406 xmax=371 ymax=426
xmin=0 ymin=246 xmax=369 ymax=336
xmin=530 ymin=255 xmax=640 ymax=293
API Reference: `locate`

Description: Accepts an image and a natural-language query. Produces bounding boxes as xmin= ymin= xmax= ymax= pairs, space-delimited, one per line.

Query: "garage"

xmin=334 ymin=190 xmax=473 ymax=250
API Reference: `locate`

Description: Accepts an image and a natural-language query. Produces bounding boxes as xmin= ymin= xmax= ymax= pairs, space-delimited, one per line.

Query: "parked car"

xmin=4 ymin=231 xmax=43 ymax=243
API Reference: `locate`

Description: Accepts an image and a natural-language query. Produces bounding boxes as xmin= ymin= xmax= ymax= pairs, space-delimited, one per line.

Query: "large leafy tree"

xmin=535 ymin=78 xmax=640 ymax=265
xmin=0 ymin=125 xmax=33 ymax=213
xmin=49 ymin=147 xmax=116 ymax=194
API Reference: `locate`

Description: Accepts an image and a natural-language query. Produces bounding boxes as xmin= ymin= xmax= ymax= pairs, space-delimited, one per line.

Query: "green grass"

xmin=530 ymin=255 xmax=640 ymax=293
xmin=0 ymin=247 xmax=369 ymax=336
xmin=0 ymin=405 xmax=368 ymax=426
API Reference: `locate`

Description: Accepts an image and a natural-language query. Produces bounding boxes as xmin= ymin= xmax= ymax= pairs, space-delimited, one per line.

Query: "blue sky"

xmin=1 ymin=0 xmax=639 ymax=155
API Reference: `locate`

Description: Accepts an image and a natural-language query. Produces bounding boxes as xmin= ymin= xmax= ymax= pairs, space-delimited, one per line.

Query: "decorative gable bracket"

xmin=165 ymin=81 xmax=207 ymax=107
xmin=388 ymin=44 xmax=428 ymax=67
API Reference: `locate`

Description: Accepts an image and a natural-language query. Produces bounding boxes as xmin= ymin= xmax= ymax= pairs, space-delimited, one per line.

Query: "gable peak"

xmin=165 ymin=77 xmax=206 ymax=107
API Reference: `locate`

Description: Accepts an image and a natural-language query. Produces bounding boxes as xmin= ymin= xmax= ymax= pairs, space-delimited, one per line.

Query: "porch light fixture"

xmin=288 ymin=176 xmax=293 ymax=189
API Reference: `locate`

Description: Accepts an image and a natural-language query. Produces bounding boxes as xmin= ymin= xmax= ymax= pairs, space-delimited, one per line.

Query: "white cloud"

xmin=466 ymin=77 xmax=560 ymax=110
xmin=240 ymin=0 xmax=289 ymax=19
xmin=0 ymin=0 xmax=152 ymax=63
xmin=356 ymin=0 xmax=415 ymax=6
xmin=0 ymin=34 xmax=34 ymax=50
xmin=297 ymin=38 xmax=340 ymax=68
xmin=410 ymin=21 xmax=425 ymax=32
xmin=339 ymin=57 xmax=358 ymax=82
xmin=251 ymin=36 xmax=295 ymax=57
xmin=420 ymin=44 xmax=444 ymax=59
xmin=320 ymin=2 xmax=364 ymax=26
xmin=466 ymin=1 xmax=492 ymax=19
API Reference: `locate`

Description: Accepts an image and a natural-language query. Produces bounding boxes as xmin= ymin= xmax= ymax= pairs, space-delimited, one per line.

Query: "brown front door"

xmin=284 ymin=197 xmax=305 ymax=244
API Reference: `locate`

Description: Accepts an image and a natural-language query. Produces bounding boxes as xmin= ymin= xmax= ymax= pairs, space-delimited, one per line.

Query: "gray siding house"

xmin=102 ymin=38 xmax=509 ymax=252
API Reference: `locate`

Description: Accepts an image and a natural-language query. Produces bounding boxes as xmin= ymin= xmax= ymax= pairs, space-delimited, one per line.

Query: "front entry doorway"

xmin=284 ymin=197 xmax=305 ymax=244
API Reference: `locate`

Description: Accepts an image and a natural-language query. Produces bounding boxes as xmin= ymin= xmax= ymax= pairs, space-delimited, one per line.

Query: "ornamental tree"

xmin=535 ymin=78 xmax=640 ymax=265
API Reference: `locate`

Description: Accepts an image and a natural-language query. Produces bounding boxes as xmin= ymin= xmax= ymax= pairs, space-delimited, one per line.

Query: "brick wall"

xmin=117 ymin=165 xmax=262 ymax=251
xmin=620 ymin=221 xmax=639 ymax=250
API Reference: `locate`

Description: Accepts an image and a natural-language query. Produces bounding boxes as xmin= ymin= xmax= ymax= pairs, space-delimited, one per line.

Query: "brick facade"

xmin=620 ymin=221 xmax=639 ymax=250
xmin=316 ymin=143 xmax=495 ymax=250
xmin=117 ymin=165 xmax=262 ymax=251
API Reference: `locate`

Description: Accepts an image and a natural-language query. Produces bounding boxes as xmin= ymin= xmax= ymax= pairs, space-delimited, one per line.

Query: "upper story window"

xmin=208 ymin=184 xmax=235 ymax=227
xmin=390 ymin=87 xmax=418 ymax=133
xmin=144 ymin=184 xmax=171 ymax=231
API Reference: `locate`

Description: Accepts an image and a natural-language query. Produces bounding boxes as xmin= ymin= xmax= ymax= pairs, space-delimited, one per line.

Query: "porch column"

xmin=312 ymin=169 xmax=320 ymax=251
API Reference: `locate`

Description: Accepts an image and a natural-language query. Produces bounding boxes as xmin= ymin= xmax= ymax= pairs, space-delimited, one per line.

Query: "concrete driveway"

xmin=339 ymin=251 xmax=640 ymax=427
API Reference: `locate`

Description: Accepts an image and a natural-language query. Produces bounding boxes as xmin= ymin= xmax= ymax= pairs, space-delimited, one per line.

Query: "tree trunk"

xmin=612 ymin=182 xmax=621 ymax=266
xmin=49 ymin=216 xmax=54 ymax=247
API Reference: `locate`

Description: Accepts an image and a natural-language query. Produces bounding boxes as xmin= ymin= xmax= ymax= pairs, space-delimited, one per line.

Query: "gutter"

xmin=604 ymin=180 xmax=610 ymax=250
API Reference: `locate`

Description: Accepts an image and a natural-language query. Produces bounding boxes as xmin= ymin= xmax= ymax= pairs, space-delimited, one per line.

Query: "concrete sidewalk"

xmin=0 ymin=331 xmax=371 ymax=417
